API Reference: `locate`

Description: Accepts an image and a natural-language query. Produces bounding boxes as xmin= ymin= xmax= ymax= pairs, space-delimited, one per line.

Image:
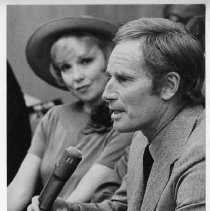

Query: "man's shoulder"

xmin=172 ymin=105 xmax=205 ymax=160
xmin=176 ymin=111 xmax=205 ymax=169
xmin=186 ymin=108 xmax=205 ymax=152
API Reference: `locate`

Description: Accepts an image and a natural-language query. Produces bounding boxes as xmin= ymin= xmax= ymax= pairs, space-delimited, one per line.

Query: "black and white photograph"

xmin=2 ymin=1 xmax=207 ymax=210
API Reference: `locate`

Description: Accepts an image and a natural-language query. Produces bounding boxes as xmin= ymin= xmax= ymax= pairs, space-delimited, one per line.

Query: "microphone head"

xmin=58 ymin=146 xmax=82 ymax=167
xmin=66 ymin=146 xmax=83 ymax=159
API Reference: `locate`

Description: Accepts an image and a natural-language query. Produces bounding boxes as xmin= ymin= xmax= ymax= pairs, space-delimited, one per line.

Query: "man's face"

xmin=102 ymin=40 xmax=164 ymax=133
xmin=165 ymin=5 xmax=204 ymax=25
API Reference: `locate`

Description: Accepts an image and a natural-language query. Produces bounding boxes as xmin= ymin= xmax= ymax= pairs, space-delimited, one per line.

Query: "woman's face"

xmin=52 ymin=37 xmax=109 ymax=106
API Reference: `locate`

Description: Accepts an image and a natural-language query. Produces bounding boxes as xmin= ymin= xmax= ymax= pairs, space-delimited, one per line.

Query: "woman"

xmin=7 ymin=16 xmax=133 ymax=211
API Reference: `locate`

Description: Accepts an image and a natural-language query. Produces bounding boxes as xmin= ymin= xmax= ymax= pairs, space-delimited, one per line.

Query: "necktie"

xmin=143 ymin=144 xmax=154 ymax=188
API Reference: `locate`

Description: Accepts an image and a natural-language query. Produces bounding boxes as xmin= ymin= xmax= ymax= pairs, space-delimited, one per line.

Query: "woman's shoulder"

xmin=43 ymin=101 xmax=86 ymax=122
xmin=49 ymin=101 xmax=84 ymax=115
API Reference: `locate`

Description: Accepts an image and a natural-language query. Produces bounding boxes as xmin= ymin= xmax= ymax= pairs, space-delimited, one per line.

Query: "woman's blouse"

xmin=28 ymin=102 xmax=133 ymax=199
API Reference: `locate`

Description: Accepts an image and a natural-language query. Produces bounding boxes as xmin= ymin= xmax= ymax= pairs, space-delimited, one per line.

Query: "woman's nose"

xmin=73 ymin=66 xmax=85 ymax=81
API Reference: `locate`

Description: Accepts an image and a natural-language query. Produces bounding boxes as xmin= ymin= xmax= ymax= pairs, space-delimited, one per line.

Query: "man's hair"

xmin=114 ymin=18 xmax=205 ymax=105
xmin=50 ymin=31 xmax=114 ymax=87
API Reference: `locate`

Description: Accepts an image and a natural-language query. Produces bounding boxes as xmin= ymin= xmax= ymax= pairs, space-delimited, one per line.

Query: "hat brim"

xmin=26 ymin=16 xmax=118 ymax=90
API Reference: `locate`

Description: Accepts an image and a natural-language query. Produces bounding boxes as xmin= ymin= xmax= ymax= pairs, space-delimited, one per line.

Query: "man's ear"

xmin=161 ymin=72 xmax=180 ymax=100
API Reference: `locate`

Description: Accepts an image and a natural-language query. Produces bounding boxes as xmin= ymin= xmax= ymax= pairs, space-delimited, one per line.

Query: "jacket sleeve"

xmin=53 ymin=174 xmax=128 ymax=211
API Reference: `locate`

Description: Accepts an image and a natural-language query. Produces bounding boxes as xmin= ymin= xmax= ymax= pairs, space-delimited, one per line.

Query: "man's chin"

xmin=113 ymin=122 xmax=134 ymax=133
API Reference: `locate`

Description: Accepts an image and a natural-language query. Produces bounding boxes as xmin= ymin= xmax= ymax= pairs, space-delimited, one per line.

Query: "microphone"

xmin=38 ymin=146 xmax=83 ymax=211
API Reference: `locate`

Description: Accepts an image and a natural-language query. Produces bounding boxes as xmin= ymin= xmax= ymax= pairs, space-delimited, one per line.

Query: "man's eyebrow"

xmin=115 ymin=71 xmax=135 ymax=80
xmin=111 ymin=70 xmax=135 ymax=81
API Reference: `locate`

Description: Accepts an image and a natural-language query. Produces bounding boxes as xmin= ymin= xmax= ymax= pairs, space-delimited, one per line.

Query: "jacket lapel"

xmin=127 ymin=132 xmax=148 ymax=211
xmin=140 ymin=105 xmax=203 ymax=211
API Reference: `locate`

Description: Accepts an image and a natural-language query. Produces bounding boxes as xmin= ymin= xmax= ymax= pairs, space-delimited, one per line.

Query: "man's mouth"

xmin=110 ymin=108 xmax=125 ymax=120
xmin=112 ymin=110 xmax=124 ymax=114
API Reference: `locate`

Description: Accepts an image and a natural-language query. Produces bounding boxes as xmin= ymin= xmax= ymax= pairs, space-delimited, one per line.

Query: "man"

xmin=163 ymin=4 xmax=205 ymax=53
xmin=163 ymin=4 xmax=205 ymax=25
xmin=28 ymin=17 xmax=205 ymax=211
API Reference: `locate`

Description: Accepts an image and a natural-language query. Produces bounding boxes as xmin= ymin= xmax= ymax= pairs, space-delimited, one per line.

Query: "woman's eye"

xmin=61 ymin=64 xmax=71 ymax=72
xmin=80 ymin=58 xmax=93 ymax=65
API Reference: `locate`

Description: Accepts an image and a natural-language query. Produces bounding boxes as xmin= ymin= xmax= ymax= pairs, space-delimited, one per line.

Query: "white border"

xmin=0 ymin=2 xmax=7 ymax=210
xmin=2 ymin=1 xmax=208 ymax=211
xmin=4 ymin=0 xmax=207 ymax=5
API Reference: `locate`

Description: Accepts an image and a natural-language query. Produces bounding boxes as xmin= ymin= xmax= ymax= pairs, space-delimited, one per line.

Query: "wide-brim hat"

xmin=26 ymin=16 xmax=118 ymax=90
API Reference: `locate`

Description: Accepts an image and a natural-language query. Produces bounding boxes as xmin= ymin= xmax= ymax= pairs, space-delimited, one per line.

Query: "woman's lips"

xmin=76 ymin=85 xmax=90 ymax=92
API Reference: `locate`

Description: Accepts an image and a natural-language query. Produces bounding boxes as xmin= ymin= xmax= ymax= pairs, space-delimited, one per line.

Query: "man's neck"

xmin=143 ymin=101 xmax=187 ymax=142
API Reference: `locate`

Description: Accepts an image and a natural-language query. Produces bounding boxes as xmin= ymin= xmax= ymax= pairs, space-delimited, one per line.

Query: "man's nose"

xmin=102 ymin=80 xmax=118 ymax=102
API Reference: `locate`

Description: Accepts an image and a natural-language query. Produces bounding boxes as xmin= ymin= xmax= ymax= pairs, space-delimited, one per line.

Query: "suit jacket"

xmin=61 ymin=105 xmax=205 ymax=211
xmin=125 ymin=105 xmax=205 ymax=211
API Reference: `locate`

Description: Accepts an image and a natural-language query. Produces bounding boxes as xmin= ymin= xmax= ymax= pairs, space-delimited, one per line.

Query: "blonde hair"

xmin=49 ymin=31 xmax=114 ymax=88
